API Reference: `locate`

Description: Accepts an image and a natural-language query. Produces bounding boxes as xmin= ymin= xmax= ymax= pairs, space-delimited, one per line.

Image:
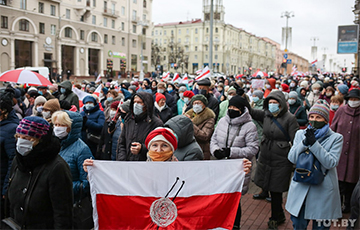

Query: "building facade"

xmin=0 ymin=0 xmax=152 ymax=77
xmin=152 ymin=0 xmax=276 ymax=75
xmin=286 ymin=52 xmax=309 ymax=75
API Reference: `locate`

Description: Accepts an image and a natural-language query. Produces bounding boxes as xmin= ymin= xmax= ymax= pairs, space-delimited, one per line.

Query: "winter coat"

xmin=186 ymin=93 xmax=220 ymax=120
xmin=59 ymin=80 xmax=79 ymax=110
xmin=349 ymin=178 xmax=360 ymax=229
xmin=43 ymin=92 xmax=55 ymax=101
xmin=117 ymin=92 xmax=163 ymax=161
xmin=289 ymin=99 xmax=308 ymax=127
xmin=185 ymin=107 xmax=215 ymax=160
xmin=7 ymin=137 xmax=73 ymax=229
xmin=177 ymin=98 xmax=186 ymax=115
xmin=99 ymin=120 xmax=114 ymax=160
xmin=111 ymin=119 xmax=122 ymax=160
xmin=210 ymin=108 xmax=259 ymax=194
xmin=306 ymin=91 xmax=320 ymax=107
xmin=331 ymin=104 xmax=360 ymax=183
xmin=251 ymin=90 xmax=299 ymax=192
xmin=103 ymin=95 xmax=124 ymax=121
xmin=285 ymin=128 xmax=343 ymax=220
xmin=154 ymin=91 xmax=177 ymax=114
xmin=164 ymin=115 xmax=204 ymax=161
xmin=59 ymin=111 xmax=93 ymax=202
xmin=264 ymin=78 xmax=276 ymax=98
xmin=217 ymin=99 xmax=229 ymax=124
xmin=80 ymin=96 xmax=105 ymax=141
xmin=251 ymin=98 xmax=264 ymax=141
xmin=296 ymin=87 xmax=310 ymax=111
xmin=0 ymin=110 xmax=19 ymax=195
xmin=154 ymin=104 xmax=173 ymax=123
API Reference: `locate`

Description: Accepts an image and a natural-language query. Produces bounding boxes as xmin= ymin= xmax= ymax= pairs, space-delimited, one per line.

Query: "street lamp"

xmin=137 ymin=21 xmax=148 ymax=81
xmin=281 ymin=11 xmax=294 ymax=75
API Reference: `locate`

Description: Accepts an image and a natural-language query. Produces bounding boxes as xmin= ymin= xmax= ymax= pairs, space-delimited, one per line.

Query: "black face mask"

xmin=199 ymin=89 xmax=208 ymax=96
xmin=120 ymin=112 xmax=127 ymax=119
xmin=228 ymin=109 xmax=241 ymax=118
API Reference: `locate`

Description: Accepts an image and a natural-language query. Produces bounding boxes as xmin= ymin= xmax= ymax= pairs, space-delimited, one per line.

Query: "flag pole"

xmin=209 ymin=0 xmax=214 ymax=76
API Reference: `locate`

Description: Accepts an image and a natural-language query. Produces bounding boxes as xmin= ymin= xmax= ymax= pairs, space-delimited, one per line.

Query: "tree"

xmin=151 ymin=42 xmax=164 ymax=67
xmin=166 ymin=35 xmax=189 ymax=72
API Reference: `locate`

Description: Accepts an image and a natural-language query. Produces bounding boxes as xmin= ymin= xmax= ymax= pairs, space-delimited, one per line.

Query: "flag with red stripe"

xmin=172 ymin=73 xmax=180 ymax=83
xmin=88 ymin=160 xmax=245 ymax=230
xmin=181 ymin=74 xmax=188 ymax=84
xmin=195 ymin=66 xmax=211 ymax=81
xmin=195 ymin=69 xmax=203 ymax=75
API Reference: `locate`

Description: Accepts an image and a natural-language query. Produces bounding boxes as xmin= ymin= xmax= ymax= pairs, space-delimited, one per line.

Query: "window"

xmin=111 ymin=19 xmax=115 ymax=29
xmin=215 ymin=27 xmax=218 ymax=33
xmin=132 ymin=39 xmax=136 ymax=48
xmin=133 ymin=0 xmax=136 ymax=3
xmin=104 ymin=34 xmax=108 ymax=43
xmin=186 ymin=29 xmax=189 ymax=34
xmin=215 ymin=45 xmax=218 ymax=51
xmin=92 ymin=15 xmax=96 ymax=25
xmin=19 ymin=19 xmax=29 ymax=31
xmin=163 ymin=56 xmax=166 ymax=61
xmin=121 ymin=22 xmax=125 ymax=31
xmin=206 ymin=28 xmax=209 ymax=33
xmin=143 ymin=14 xmax=146 ymax=21
xmin=93 ymin=0 xmax=96 ymax=7
xmin=38 ymin=2 xmax=44 ymax=13
xmin=66 ymin=9 xmax=70 ymax=19
xmin=206 ymin=37 xmax=208 ymax=42
xmin=122 ymin=37 xmax=125 ymax=46
xmin=195 ymin=37 xmax=198 ymax=43
xmin=205 ymin=54 xmax=208 ymax=59
xmin=178 ymin=38 xmax=181 ymax=43
xmin=103 ymin=18 xmax=107 ymax=27
xmin=111 ymin=3 xmax=115 ymax=14
xmin=20 ymin=0 xmax=26 ymax=9
xmin=195 ymin=28 xmax=198 ymax=34
xmin=121 ymin=6 xmax=125 ymax=16
xmin=164 ymin=39 xmax=167 ymax=44
xmin=171 ymin=30 xmax=173 ymax=35
xmin=143 ymin=0 xmax=146 ymax=8
xmin=132 ymin=10 xmax=137 ymax=20
xmin=164 ymin=30 xmax=166 ymax=35
xmin=1 ymin=16 xmax=8 ymax=29
xmin=205 ymin=46 xmax=208 ymax=51
xmin=50 ymin=24 xmax=56 ymax=35
xmin=178 ymin=29 xmax=181 ymax=35
xmin=64 ymin=27 xmax=72 ymax=38
xmin=185 ymin=47 xmax=189 ymax=52
xmin=195 ymin=46 xmax=197 ymax=51
xmin=80 ymin=30 xmax=84 ymax=40
xmin=50 ymin=5 xmax=56 ymax=16
xmin=155 ymin=30 xmax=158 ymax=36
xmin=159 ymin=39 xmax=161 ymax=45
xmin=39 ymin=22 xmax=45 ymax=34
xmin=132 ymin=25 xmax=136 ymax=33
xmin=104 ymin=1 xmax=107 ymax=11
xmin=195 ymin=55 xmax=198 ymax=60
xmin=142 ymin=28 xmax=146 ymax=35
xmin=91 ymin=32 xmax=98 ymax=42
xmin=142 ymin=42 xmax=146 ymax=50
xmin=112 ymin=36 xmax=115 ymax=45
xmin=154 ymin=38 xmax=158 ymax=44
xmin=215 ymin=54 xmax=218 ymax=60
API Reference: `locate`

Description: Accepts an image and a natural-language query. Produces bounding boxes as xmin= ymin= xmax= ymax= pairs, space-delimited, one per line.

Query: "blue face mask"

xmin=268 ymin=103 xmax=280 ymax=113
xmin=252 ymin=97 xmax=259 ymax=103
xmin=288 ymin=99 xmax=296 ymax=105
xmin=85 ymin=103 xmax=94 ymax=110
xmin=107 ymin=97 xmax=113 ymax=102
xmin=60 ymin=88 xmax=66 ymax=94
xmin=38 ymin=90 xmax=43 ymax=95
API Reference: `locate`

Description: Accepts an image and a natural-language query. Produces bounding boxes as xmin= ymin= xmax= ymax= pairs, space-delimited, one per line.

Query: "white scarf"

xmin=154 ymin=102 xmax=165 ymax=112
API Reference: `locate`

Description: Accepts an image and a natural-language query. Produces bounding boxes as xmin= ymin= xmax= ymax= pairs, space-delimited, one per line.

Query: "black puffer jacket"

xmin=164 ymin=115 xmax=204 ymax=161
xmin=117 ymin=92 xmax=163 ymax=161
xmin=7 ymin=136 xmax=73 ymax=229
xmin=154 ymin=104 xmax=173 ymax=123
xmin=251 ymin=91 xmax=299 ymax=192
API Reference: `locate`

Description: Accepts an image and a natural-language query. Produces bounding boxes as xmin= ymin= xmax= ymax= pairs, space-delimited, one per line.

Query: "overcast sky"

xmin=152 ymin=0 xmax=357 ymax=71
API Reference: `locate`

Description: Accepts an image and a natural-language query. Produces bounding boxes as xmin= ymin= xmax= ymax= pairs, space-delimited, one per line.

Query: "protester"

xmin=32 ymin=95 xmax=47 ymax=117
xmin=286 ymin=100 xmax=343 ymax=229
xmin=59 ymin=80 xmax=80 ymax=110
xmin=307 ymin=82 xmax=321 ymax=106
xmin=190 ymin=78 xmax=219 ymax=119
xmin=117 ymin=92 xmax=163 ymax=161
xmin=164 ymin=115 xmax=204 ymax=161
xmin=331 ymin=89 xmax=360 ymax=213
xmin=280 ymin=83 xmax=290 ymax=93
xmin=104 ymin=89 xmax=124 ymax=121
xmin=37 ymin=86 xmax=55 ymax=100
xmin=154 ymin=93 xmax=173 ymax=123
xmin=249 ymin=90 xmax=299 ymax=229
xmin=177 ymin=86 xmax=187 ymax=115
xmin=156 ymin=82 xmax=177 ymax=113
xmin=217 ymin=86 xmax=237 ymax=123
xmin=42 ymin=99 xmax=61 ymax=125
xmin=319 ymin=86 xmax=335 ymax=104
xmin=5 ymin=116 xmax=73 ymax=229
xmin=296 ymin=87 xmax=311 ymax=111
xmin=288 ymin=91 xmax=308 ymax=128
xmin=111 ymin=100 xmax=130 ymax=160
xmin=181 ymin=90 xmax=194 ymax=114
xmin=329 ymin=95 xmax=344 ymax=125
xmin=145 ymin=127 xmax=179 ymax=161
xmin=336 ymin=84 xmax=349 ymax=98
xmin=264 ymin=78 xmax=276 ymax=98
xmin=185 ymin=94 xmax=215 ymax=160
xmin=24 ymin=90 xmax=39 ymax=117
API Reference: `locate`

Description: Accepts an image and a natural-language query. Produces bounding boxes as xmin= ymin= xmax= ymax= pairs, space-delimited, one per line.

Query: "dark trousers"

xmin=270 ymin=191 xmax=283 ymax=220
xmin=339 ymin=181 xmax=357 ymax=208
xmin=291 ymin=204 xmax=330 ymax=230
xmin=233 ymin=200 xmax=242 ymax=228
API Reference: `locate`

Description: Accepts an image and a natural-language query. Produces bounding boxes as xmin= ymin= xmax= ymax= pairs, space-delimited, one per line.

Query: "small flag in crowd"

xmin=311 ymin=59 xmax=318 ymax=66
xmin=291 ymin=65 xmax=297 ymax=75
xmin=181 ymin=74 xmax=188 ymax=84
xmin=172 ymin=73 xmax=180 ymax=83
xmin=195 ymin=66 xmax=211 ymax=81
xmin=95 ymin=75 xmax=102 ymax=83
xmin=195 ymin=69 xmax=203 ymax=75
xmin=88 ymin=160 xmax=245 ymax=230
xmin=162 ymin=72 xmax=170 ymax=81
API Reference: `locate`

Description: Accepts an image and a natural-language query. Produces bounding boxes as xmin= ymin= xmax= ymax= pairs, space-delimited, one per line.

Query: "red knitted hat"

xmin=110 ymin=101 xmax=120 ymax=109
xmin=183 ymin=90 xmax=195 ymax=98
xmin=155 ymin=93 xmax=166 ymax=103
xmin=145 ymin=127 xmax=178 ymax=152
xmin=281 ymin=83 xmax=290 ymax=93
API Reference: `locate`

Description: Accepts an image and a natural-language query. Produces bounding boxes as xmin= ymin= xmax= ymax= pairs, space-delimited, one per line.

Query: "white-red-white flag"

xmin=181 ymin=74 xmax=188 ymax=84
xmin=195 ymin=66 xmax=210 ymax=81
xmin=72 ymin=87 xmax=90 ymax=101
xmin=162 ymin=72 xmax=170 ymax=81
xmin=93 ymin=84 xmax=102 ymax=97
xmin=95 ymin=75 xmax=102 ymax=83
xmin=88 ymin=160 xmax=245 ymax=230
xmin=195 ymin=69 xmax=203 ymax=75
xmin=172 ymin=73 xmax=180 ymax=83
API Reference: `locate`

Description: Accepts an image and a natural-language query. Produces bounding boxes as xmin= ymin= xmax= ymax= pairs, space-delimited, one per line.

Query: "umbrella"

xmin=291 ymin=71 xmax=305 ymax=77
xmin=0 ymin=69 xmax=53 ymax=86
xmin=252 ymin=71 xmax=268 ymax=77
xmin=236 ymin=74 xmax=244 ymax=79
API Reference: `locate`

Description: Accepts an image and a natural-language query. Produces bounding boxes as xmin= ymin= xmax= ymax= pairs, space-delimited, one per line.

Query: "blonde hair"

xmin=51 ymin=111 xmax=72 ymax=127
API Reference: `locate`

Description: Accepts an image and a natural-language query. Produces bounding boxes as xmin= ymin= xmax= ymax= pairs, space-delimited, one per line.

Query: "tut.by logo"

xmin=315 ymin=219 xmax=356 ymax=228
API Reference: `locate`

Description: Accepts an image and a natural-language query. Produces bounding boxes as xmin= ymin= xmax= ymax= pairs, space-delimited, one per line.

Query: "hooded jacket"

xmin=210 ymin=108 xmax=259 ymax=194
xmin=0 ymin=110 xmax=19 ymax=195
xmin=59 ymin=111 xmax=93 ymax=202
xmin=154 ymin=103 xmax=173 ymax=123
xmin=164 ymin=115 xmax=204 ymax=161
xmin=81 ymin=96 xmax=105 ymax=137
xmin=59 ymin=80 xmax=79 ymax=110
xmin=250 ymin=90 xmax=299 ymax=192
xmin=288 ymin=99 xmax=308 ymax=126
xmin=154 ymin=91 xmax=177 ymax=114
xmin=296 ymin=87 xmax=311 ymax=111
xmin=117 ymin=92 xmax=163 ymax=161
xmin=264 ymin=78 xmax=276 ymax=98
xmin=31 ymin=96 xmax=47 ymax=117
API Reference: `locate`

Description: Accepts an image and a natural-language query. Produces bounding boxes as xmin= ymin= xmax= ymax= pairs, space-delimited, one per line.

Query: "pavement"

xmin=240 ymin=161 xmax=350 ymax=230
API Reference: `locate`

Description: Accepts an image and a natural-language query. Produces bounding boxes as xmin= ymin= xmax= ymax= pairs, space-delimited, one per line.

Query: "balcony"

xmin=132 ymin=16 xmax=140 ymax=23
xmin=103 ymin=8 xmax=119 ymax=18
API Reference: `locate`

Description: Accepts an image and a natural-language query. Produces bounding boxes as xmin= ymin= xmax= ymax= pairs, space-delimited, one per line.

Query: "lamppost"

xmin=137 ymin=21 xmax=148 ymax=81
xmin=281 ymin=11 xmax=294 ymax=75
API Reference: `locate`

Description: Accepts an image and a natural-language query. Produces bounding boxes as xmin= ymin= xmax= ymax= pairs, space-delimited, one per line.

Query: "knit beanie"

xmin=16 ymin=116 xmax=50 ymax=139
xmin=157 ymin=82 xmax=166 ymax=89
xmin=155 ymin=93 xmax=166 ymax=103
xmin=288 ymin=91 xmax=298 ymax=99
xmin=227 ymin=86 xmax=237 ymax=94
xmin=300 ymin=81 xmax=309 ymax=88
xmin=191 ymin=94 xmax=208 ymax=106
xmin=183 ymin=90 xmax=194 ymax=99
xmin=252 ymin=90 xmax=264 ymax=99
xmin=281 ymin=84 xmax=290 ymax=93
xmin=120 ymin=100 xmax=131 ymax=113
xmin=228 ymin=95 xmax=246 ymax=114
xmin=145 ymin=127 xmax=178 ymax=152
xmin=102 ymin=87 xmax=109 ymax=95
xmin=337 ymin=84 xmax=349 ymax=95
xmin=43 ymin=99 xmax=61 ymax=113
xmin=308 ymin=100 xmax=330 ymax=122
xmin=34 ymin=96 xmax=47 ymax=107
xmin=110 ymin=101 xmax=120 ymax=109
xmin=128 ymin=85 xmax=136 ymax=92
xmin=311 ymin=83 xmax=321 ymax=90
xmin=179 ymin=86 xmax=187 ymax=92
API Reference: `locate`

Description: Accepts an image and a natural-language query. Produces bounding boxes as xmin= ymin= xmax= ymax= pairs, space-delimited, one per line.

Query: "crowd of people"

xmin=0 ymin=71 xmax=359 ymax=229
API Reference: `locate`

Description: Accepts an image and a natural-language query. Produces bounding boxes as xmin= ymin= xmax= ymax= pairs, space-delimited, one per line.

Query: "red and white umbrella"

xmin=252 ymin=71 xmax=268 ymax=77
xmin=0 ymin=69 xmax=52 ymax=86
xmin=236 ymin=74 xmax=244 ymax=79
xmin=291 ymin=71 xmax=305 ymax=77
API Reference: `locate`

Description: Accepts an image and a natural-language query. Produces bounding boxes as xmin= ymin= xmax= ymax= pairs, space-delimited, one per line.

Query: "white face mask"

xmin=228 ymin=95 xmax=233 ymax=101
xmin=54 ymin=126 xmax=69 ymax=139
xmin=16 ymin=138 xmax=34 ymax=156
xmin=42 ymin=111 xmax=51 ymax=119
xmin=348 ymin=100 xmax=360 ymax=108
xmin=313 ymin=89 xmax=319 ymax=94
xmin=193 ymin=104 xmax=204 ymax=114
xmin=179 ymin=93 xmax=184 ymax=99
xmin=290 ymin=83 xmax=296 ymax=88
xmin=184 ymin=97 xmax=189 ymax=103
xmin=36 ymin=106 xmax=44 ymax=113
xmin=275 ymin=84 xmax=280 ymax=89
xmin=265 ymin=84 xmax=271 ymax=89
xmin=110 ymin=110 xmax=117 ymax=118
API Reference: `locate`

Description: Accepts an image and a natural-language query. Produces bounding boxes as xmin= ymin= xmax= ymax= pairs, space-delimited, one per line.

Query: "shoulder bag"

xmin=271 ymin=117 xmax=292 ymax=148
xmin=73 ymin=182 xmax=94 ymax=229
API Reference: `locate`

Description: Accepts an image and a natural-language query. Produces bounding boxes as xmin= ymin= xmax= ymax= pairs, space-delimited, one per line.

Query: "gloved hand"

xmin=108 ymin=120 xmax=116 ymax=131
xmin=214 ymin=149 xmax=226 ymax=159
xmin=303 ymin=128 xmax=316 ymax=146
xmin=223 ymin=148 xmax=231 ymax=158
